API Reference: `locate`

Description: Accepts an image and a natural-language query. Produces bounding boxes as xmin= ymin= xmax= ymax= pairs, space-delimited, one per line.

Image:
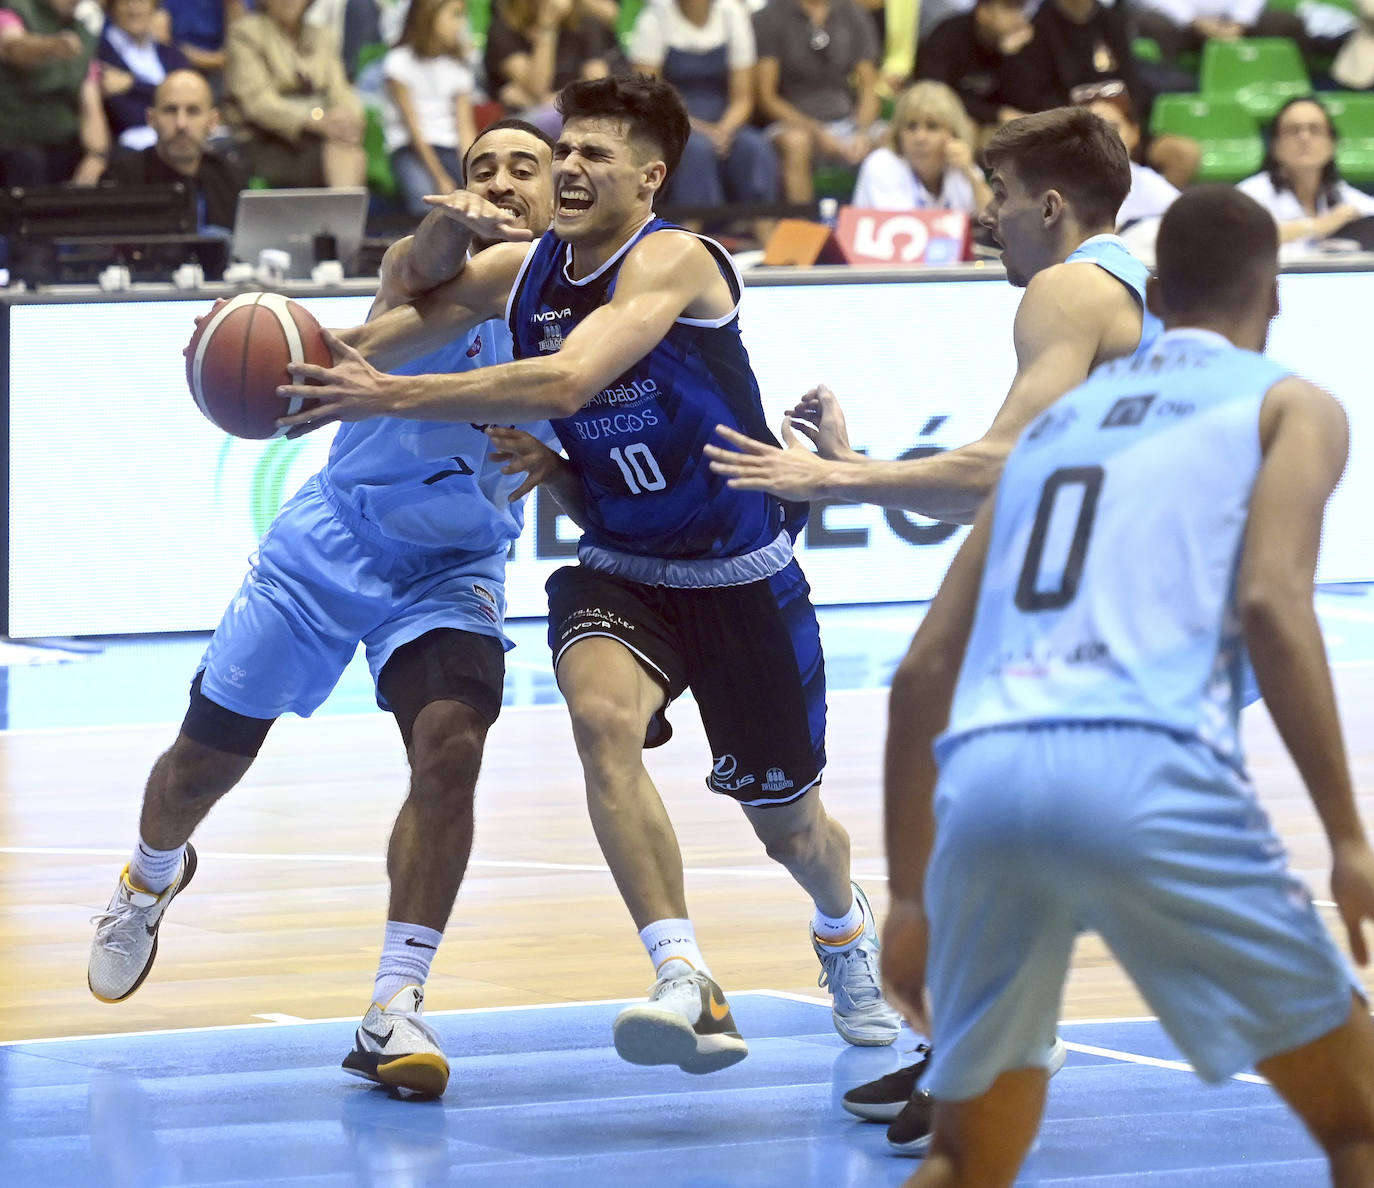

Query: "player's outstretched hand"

xmin=276 ymin=329 xmax=401 ymax=427
xmin=785 ymin=384 xmax=864 ymax=463
xmin=422 ymin=190 xmax=535 ymax=242
xmin=487 ymin=426 xmax=565 ymax=501
xmin=1330 ymin=839 xmax=1374 ymax=965
xmin=705 ymin=421 xmax=836 ymax=500
xmin=881 ymin=897 xmax=932 ymax=1035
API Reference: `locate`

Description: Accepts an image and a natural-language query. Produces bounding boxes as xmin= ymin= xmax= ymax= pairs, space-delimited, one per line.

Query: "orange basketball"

xmin=185 ymin=293 xmax=331 ymax=439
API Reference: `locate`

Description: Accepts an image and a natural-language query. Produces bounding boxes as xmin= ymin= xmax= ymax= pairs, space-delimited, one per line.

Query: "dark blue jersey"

xmin=508 ymin=217 xmax=806 ymax=581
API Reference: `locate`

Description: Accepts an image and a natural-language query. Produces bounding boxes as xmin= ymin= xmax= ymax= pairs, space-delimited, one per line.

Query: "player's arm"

xmin=706 ymin=265 xmax=1114 ymax=524
xmin=336 ymin=239 xmax=530 ymax=371
xmin=1238 ymin=377 xmax=1374 ymax=962
xmin=370 ymin=192 xmax=535 ymax=318
xmin=881 ymin=501 xmax=993 ymax=1029
xmin=279 ymin=231 xmax=727 ymax=427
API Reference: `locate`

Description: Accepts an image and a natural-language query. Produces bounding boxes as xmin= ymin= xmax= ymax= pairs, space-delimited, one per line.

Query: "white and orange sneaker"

xmin=343 ymin=984 xmax=450 ymax=1097
xmin=88 ymin=845 xmax=198 ymax=1003
xmin=613 ymin=969 xmax=749 ymax=1074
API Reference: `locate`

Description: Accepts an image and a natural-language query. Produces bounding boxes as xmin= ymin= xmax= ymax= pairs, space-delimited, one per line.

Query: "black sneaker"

xmin=841 ymin=1043 xmax=932 ymax=1121
xmin=886 ymin=1088 xmax=935 ymax=1154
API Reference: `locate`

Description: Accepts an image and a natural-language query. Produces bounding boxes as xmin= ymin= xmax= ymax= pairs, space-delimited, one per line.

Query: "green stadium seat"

xmin=1149 ymin=93 xmax=1265 ymax=183
xmin=467 ymin=0 xmax=490 ymax=45
xmin=616 ymin=0 xmax=644 ymax=45
xmin=363 ymin=105 xmax=399 ymax=199
xmin=1320 ymin=92 xmax=1374 ymax=185
xmin=812 ymin=164 xmax=858 ymax=202
xmin=1199 ymin=37 xmax=1311 ymax=122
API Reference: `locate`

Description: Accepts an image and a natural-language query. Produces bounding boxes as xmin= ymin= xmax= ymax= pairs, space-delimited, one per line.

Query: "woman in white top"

xmin=851 ymin=80 xmax=991 ymax=214
xmin=1237 ymin=96 xmax=1374 ymax=247
xmin=628 ymin=0 xmax=780 ymax=212
xmin=383 ymin=0 xmax=479 ymax=214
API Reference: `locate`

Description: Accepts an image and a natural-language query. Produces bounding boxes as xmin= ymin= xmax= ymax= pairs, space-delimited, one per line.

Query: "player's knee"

xmin=755 ymin=818 xmax=823 ymax=868
xmin=407 ymin=708 xmax=486 ymax=805
xmin=565 ymin=693 xmax=649 ymax=764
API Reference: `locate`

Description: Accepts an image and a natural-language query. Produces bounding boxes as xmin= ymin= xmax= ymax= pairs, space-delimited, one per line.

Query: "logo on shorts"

xmin=761 ymin=767 xmax=794 ymax=793
xmin=471 ymin=582 xmax=499 ymax=624
xmin=710 ymin=754 xmax=756 ymax=792
xmin=466 ymin=334 xmax=482 ymax=358
xmin=226 ymin=664 xmax=247 ymax=688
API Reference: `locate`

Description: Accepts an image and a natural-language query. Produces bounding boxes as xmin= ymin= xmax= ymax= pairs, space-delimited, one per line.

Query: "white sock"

xmin=372 ymin=920 xmax=442 ymax=1006
xmin=812 ymin=892 xmax=864 ymax=947
xmin=639 ymin=918 xmax=711 ymax=978
xmin=128 ymin=838 xmax=186 ymax=895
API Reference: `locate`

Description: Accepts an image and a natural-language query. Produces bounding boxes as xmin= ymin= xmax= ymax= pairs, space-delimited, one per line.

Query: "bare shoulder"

xmin=621 ymin=227 xmax=719 ymax=281
xmin=1261 ymin=373 xmax=1349 ymax=444
xmin=618 ymin=228 xmax=733 ymax=317
xmin=1022 ymin=261 xmax=1142 ymax=361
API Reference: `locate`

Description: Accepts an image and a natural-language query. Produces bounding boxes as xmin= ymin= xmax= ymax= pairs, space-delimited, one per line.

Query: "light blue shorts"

xmin=922 ymin=722 xmax=1360 ymax=1101
xmin=197 ymin=475 xmax=511 ymax=719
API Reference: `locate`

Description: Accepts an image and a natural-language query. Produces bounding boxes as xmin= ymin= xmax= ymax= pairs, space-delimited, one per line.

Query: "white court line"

xmin=1063 ymin=1039 xmax=1267 ymax=1086
xmin=1 ymin=988 xmax=821 ymax=1047
xmin=0 ymin=844 xmax=890 ymax=883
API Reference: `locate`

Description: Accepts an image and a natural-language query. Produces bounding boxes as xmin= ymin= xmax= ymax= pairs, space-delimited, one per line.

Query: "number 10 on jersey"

xmin=610 ymin=443 xmax=667 ymax=494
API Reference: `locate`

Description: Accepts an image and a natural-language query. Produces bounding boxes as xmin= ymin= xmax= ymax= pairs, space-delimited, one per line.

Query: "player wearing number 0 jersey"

xmin=885 ymin=186 xmax=1374 ymax=1187
xmin=88 ymin=119 xmax=559 ymax=1099
xmin=281 ymin=75 xmax=903 ymax=1071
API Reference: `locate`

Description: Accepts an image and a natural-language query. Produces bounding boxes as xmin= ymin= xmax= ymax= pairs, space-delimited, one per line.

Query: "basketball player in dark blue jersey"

xmin=86 ymin=120 xmax=557 ymax=1099
xmin=279 ymin=75 xmax=903 ymax=1072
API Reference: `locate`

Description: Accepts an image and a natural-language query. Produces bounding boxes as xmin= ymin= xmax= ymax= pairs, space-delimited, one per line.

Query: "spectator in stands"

xmin=1332 ymin=0 xmax=1374 ymax=90
xmin=223 ymin=0 xmax=366 ymax=187
xmin=98 ymin=0 xmax=191 ymax=150
xmin=483 ymin=0 xmax=621 ymax=136
xmin=753 ymin=0 xmax=883 ymax=202
xmin=997 ymin=0 xmax=1200 ymax=188
xmin=852 ymin=79 xmax=990 ymax=212
xmin=629 ymin=0 xmax=780 ymax=224
xmin=1077 ymin=84 xmax=1179 ymax=229
xmin=1132 ymin=0 xmax=1318 ymax=74
xmin=160 ymin=0 xmax=244 ymax=81
xmin=383 ymin=0 xmax=478 ymax=213
xmin=104 ymin=66 xmax=244 ymax=231
xmin=914 ymin=0 xmax=1034 ymax=136
xmin=1238 ymin=95 xmax=1374 ymax=246
xmin=0 ymin=0 xmax=110 ymax=185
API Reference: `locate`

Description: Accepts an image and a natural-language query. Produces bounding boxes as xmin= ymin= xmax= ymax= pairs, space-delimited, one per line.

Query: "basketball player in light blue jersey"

xmin=883 ymin=186 xmax=1374 ymax=1187
xmin=706 ymin=105 xmax=1158 ymax=1145
xmin=277 ymin=75 xmax=903 ymax=1074
xmin=87 ymin=120 xmax=558 ymax=1098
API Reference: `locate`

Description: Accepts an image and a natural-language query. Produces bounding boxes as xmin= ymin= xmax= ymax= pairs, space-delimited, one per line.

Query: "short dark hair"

xmin=983 ymin=107 xmax=1132 ymax=230
xmin=1155 ymin=185 xmax=1278 ymax=320
xmin=462 ymin=118 xmax=555 ymax=181
xmin=1263 ymin=95 xmax=1341 ymax=207
xmin=556 ymin=75 xmax=691 ymax=183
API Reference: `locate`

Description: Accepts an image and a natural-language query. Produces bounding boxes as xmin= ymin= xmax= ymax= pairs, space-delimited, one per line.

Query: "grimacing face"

xmin=552 ymin=116 xmax=662 ymax=244
xmin=464 ymin=127 xmax=556 ymax=240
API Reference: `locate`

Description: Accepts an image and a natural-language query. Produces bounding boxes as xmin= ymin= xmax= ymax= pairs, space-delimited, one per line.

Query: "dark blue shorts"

xmin=546 ymin=560 xmax=827 ymax=806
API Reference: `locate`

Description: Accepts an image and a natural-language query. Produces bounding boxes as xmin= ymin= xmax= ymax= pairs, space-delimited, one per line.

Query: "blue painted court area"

xmin=4 ymin=587 xmax=1373 ymax=730
xmin=1 ymin=996 xmax=1326 ymax=1187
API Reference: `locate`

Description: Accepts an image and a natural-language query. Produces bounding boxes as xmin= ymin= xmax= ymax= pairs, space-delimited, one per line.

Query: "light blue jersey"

xmin=940 ymin=328 xmax=1290 ymax=769
xmin=1065 ymin=233 xmax=1162 ymax=359
xmin=321 ymin=321 xmax=553 ymax=554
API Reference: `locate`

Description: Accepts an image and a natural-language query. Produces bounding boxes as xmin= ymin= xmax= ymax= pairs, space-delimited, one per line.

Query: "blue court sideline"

xmin=2 ymin=996 xmax=1328 ymax=1186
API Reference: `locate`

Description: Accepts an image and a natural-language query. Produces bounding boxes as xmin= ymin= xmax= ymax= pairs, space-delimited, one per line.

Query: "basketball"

xmin=185 ymin=292 xmax=332 ymax=439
